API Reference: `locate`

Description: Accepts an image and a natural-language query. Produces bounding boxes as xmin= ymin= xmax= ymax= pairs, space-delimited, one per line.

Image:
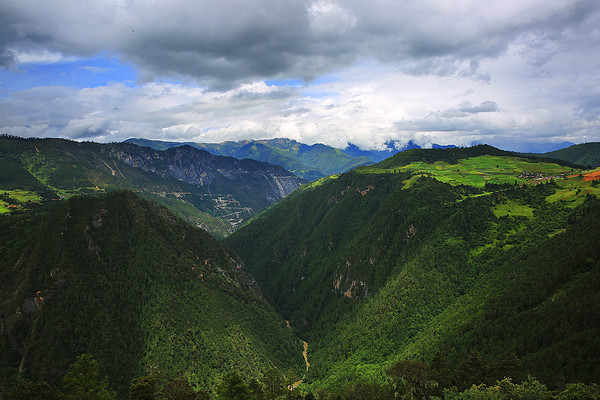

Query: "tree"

xmin=162 ymin=376 xmax=207 ymax=400
xmin=429 ymin=353 xmax=451 ymax=394
xmin=455 ymin=352 xmax=490 ymax=390
xmin=389 ymin=360 xmax=437 ymax=400
xmin=62 ymin=354 xmax=116 ymax=400
xmin=129 ymin=367 xmax=161 ymax=400
xmin=216 ymin=371 xmax=255 ymax=400
xmin=556 ymin=383 xmax=600 ymax=400
xmin=248 ymin=378 xmax=265 ymax=400
xmin=262 ymin=368 xmax=286 ymax=399
xmin=339 ymin=380 xmax=392 ymax=400
xmin=5 ymin=378 xmax=64 ymax=400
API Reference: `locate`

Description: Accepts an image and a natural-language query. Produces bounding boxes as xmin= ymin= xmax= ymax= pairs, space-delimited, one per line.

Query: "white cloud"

xmin=13 ymin=50 xmax=77 ymax=64
xmin=0 ymin=0 xmax=599 ymax=151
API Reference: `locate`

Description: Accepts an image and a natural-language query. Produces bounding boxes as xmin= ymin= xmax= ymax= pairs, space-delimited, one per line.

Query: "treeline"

xmin=5 ymin=354 xmax=599 ymax=400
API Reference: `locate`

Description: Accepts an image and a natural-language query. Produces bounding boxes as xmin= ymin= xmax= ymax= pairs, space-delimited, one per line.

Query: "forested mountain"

xmin=225 ymin=145 xmax=600 ymax=390
xmin=0 ymin=191 xmax=304 ymax=396
xmin=0 ymin=136 xmax=304 ymax=237
xmin=540 ymin=142 xmax=600 ymax=168
xmin=125 ymin=138 xmax=373 ymax=181
xmin=2 ymin=141 xmax=600 ymax=399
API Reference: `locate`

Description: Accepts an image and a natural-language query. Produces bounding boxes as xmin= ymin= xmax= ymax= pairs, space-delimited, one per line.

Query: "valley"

xmin=1 ymin=141 xmax=600 ymax=399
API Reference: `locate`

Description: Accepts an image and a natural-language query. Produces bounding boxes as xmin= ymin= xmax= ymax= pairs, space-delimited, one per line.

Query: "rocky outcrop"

xmin=106 ymin=144 xmax=304 ymax=200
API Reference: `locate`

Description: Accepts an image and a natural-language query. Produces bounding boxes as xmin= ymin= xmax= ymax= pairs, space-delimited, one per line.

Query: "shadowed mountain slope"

xmin=0 ymin=190 xmax=304 ymax=395
xmin=125 ymin=138 xmax=373 ymax=180
xmin=0 ymin=136 xmax=304 ymax=236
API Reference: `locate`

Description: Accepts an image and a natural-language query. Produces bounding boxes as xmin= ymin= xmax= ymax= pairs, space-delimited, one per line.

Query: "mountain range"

xmin=0 ymin=136 xmax=304 ymax=237
xmin=124 ymin=138 xmax=465 ymax=182
xmin=537 ymin=142 xmax=600 ymax=169
xmin=125 ymin=137 xmax=600 ymax=181
xmin=125 ymin=138 xmax=375 ymax=181
xmin=1 ymin=139 xmax=600 ymax=399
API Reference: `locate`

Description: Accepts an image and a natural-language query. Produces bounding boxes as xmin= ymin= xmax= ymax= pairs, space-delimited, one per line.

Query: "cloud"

xmin=1 ymin=61 xmax=594 ymax=152
xmin=13 ymin=50 xmax=77 ymax=64
xmin=441 ymin=101 xmax=499 ymax=118
xmin=1 ymin=0 xmax=598 ymax=88
xmin=0 ymin=0 xmax=599 ymax=151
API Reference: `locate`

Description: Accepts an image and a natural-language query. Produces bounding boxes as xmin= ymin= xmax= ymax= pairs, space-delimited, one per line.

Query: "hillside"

xmin=0 ymin=190 xmax=304 ymax=395
xmin=125 ymin=138 xmax=373 ymax=180
xmin=540 ymin=142 xmax=600 ymax=168
xmin=0 ymin=136 xmax=304 ymax=237
xmin=225 ymin=145 xmax=600 ymax=389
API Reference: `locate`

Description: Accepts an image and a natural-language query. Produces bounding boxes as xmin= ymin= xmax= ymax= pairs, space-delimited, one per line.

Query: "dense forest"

xmin=226 ymin=146 xmax=600 ymax=392
xmin=0 ymin=191 xmax=304 ymax=397
xmin=5 ymin=352 xmax=600 ymax=399
xmin=1 ymin=144 xmax=600 ymax=399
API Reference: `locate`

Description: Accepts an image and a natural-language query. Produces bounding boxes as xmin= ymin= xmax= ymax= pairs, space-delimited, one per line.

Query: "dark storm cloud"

xmin=2 ymin=0 xmax=599 ymax=88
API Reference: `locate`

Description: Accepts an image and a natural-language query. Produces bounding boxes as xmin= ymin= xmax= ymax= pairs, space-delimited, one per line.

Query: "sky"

xmin=1 ymin=0 xmax=599 ymax=152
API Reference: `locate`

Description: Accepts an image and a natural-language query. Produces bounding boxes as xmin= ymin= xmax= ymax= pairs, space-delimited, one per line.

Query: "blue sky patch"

xmin=0 ymin=54 xmax=137 ymax=94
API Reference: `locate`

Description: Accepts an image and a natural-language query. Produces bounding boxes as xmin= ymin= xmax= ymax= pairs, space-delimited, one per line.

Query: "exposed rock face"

xmin=106 ymin=144 xmax=304 ymax=200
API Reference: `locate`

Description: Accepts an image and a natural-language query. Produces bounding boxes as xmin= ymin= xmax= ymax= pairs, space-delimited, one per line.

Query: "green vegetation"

xmin=491 ymin=200 xmax=534 ymax=218
xmin=0 ymin=191 xmax=303 ymax=396
xmin=138 ymin=193 xmax=232 ymax=239
xmin=0 ymin=190 xmax=44 ymax=213
xmin=545 ymin=174 xmax=600 ymax=207
xmin=7 ymin=354 xmax=599 ymax=399
xmin=358 ymin=154 xmax=579 ymax=188
xmin=3 ymin=142 xmax=600 ymax=399
xmin=226 ymin=145 xmax=600 ymax=392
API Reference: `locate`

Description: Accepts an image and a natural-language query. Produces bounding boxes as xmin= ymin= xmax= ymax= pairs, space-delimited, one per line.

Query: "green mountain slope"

xmin=225 ymin=145 xmax=600 ymax=389
xmin=0 ymin=191 xmax=304 ymax=395
xmin=0 ymin=136 xmax=304 ymax=237
xmin=125 ymin=138 xmax=373 ymax=180
xmin=541 ymin=142 xmax=600 ymax=168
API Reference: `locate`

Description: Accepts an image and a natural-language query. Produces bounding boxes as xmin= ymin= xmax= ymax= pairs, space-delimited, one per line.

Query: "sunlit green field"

xmin=0 ymin=201 xmax=12 ymax=213
xmin=492 ymin=200 xmax=534 ymax=218
xmin=298 ymin=174 xmax=340 ymax=192
xmin=4 ymin=189 xmax=42 ymax=202
xmin=361 ymin=155 xmax=580 ymax=188
xmin=0 ymin=189 xmax=43 ymax=213
xmin=55 ymin=187 xmax=104 ymax=199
